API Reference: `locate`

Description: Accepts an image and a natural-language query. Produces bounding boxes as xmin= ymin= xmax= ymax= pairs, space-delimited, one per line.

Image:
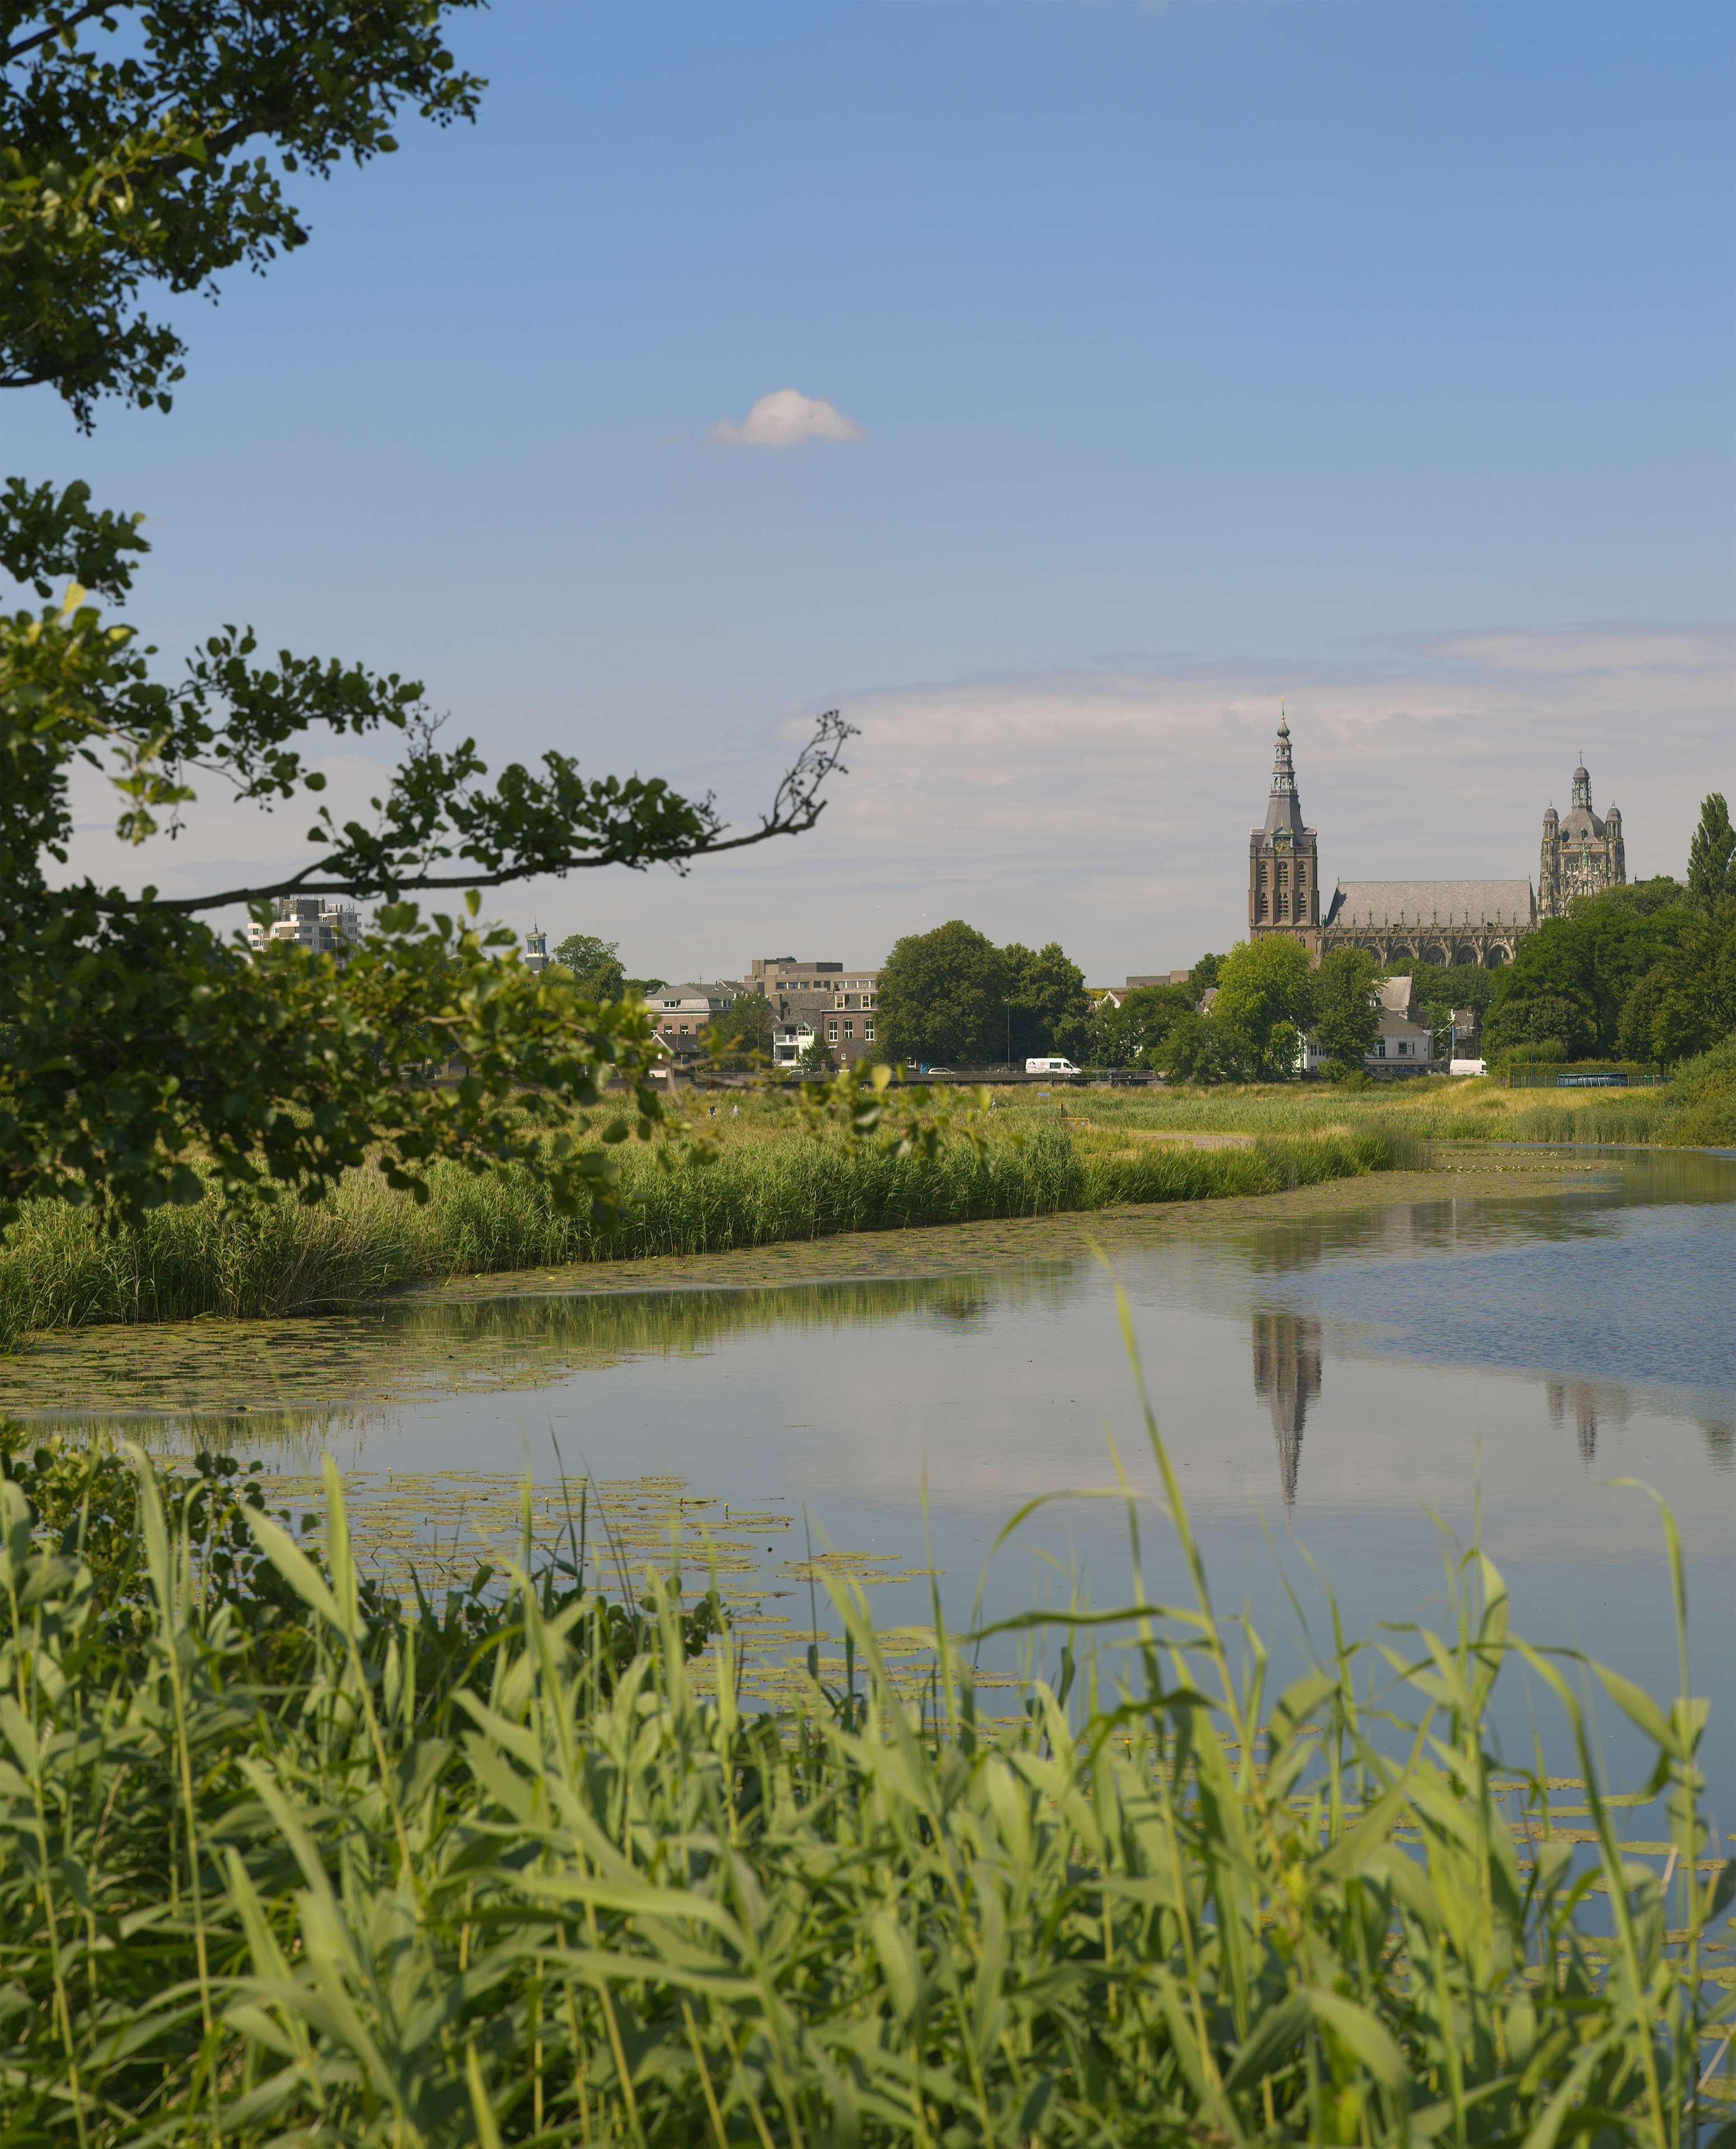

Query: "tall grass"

xmin=0 ymin=1123 xmax=1405 ymax=1341
xmin=1 ymin=1364 xmax=1728 ymax=2145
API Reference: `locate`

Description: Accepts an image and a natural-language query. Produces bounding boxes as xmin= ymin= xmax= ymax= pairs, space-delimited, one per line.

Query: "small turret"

xmin=1543 ymin=803 xmax=1559 ymax=832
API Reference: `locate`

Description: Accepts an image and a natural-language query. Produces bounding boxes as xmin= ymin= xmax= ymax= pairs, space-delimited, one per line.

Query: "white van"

xmin=1026 ymin=1057 xmax=1079 ymax=1074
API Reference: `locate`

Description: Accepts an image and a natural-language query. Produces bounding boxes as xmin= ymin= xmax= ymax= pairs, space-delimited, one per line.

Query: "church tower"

xmin=1248 ymin=711 xmax=1320 ymax=952
xmin=1539 ymin=757 xmax=1626 ymax=918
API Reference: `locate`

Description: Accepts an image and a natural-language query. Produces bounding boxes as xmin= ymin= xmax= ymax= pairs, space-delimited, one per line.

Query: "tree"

xmin=1485 ymin=886 xmax=1696 ymax=1063
xmin=1004 ymin=941 xmax=1091 ymax=1063
xmin=1211 ymin=938 xmax=1314 ymax=1080
xmin=552 ymin=935 xmax=628 ymax=1002
xmin=1090 ymin=983 xmax=1192 ymax=1069
xmin=876 ymin=921 xmax=1009 ymax=1068
xmin=1 ymin=4 xmax=848 ymax=1226
xmin=1157 ymin=1010 xmax=1247 ymax=1085
xmin=1641 ymin=900 xmax=1736 ymax=1064
xmin=623 ymin=975 xmax=667 ymax=999
xmin=1687 ymin=794 xmax=1736 ymax=906
xmin=1188 ymin=952 xmax=1224 ymax=1000
xmin=798 ymin=1036 xmax=836 ymax=1075
xmin=704 ymin=995 xmax=775 ymax=1070
xmin=1482 ymin=991 xmax=1598 ymax=1064
xmin=1311 ymin=948 xmax=1379 ymax=1066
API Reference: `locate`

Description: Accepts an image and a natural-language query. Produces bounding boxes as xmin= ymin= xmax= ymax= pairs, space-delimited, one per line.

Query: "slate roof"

xmin=1327 ymin=879 xmax=1535 ymax=930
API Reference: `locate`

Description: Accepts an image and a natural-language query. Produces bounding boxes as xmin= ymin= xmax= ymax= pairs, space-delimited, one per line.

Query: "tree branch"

xmin=0 ymin=2 xmax=115 ymax=67
xmin=87 ymin=711 xmax=854 ymax=916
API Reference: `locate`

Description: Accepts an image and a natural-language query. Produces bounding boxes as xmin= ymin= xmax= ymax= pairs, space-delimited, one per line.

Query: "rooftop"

xmin=1328 ymin=879 xmax=1535 ymax=929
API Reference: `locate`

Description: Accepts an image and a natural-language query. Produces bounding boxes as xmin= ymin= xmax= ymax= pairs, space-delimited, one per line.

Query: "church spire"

xmin=1264 ymin=706 xmax=1305 ymax=835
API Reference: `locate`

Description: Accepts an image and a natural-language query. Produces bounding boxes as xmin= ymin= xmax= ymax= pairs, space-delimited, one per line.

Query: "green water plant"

xmin=0 ymin=1370 xmax=1728 ymax=2145
xmin=0 ymin=1121 xmax=1405 ymax=1342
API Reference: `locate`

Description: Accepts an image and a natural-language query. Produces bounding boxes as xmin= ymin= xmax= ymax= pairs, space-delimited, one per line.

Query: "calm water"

xmin=51 ymin=1152 xmax=1736 ymax=1800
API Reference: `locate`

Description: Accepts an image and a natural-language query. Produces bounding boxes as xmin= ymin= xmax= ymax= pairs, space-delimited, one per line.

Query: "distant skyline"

xmin=16 ymin=1 xmax=1733 ymax=978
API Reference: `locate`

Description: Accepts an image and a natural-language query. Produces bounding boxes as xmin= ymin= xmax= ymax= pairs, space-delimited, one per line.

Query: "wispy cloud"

xmin=51 ymin=625 xmax=1733 ymax=985
xmin=708 ymin=388 xmax=864 ymax=448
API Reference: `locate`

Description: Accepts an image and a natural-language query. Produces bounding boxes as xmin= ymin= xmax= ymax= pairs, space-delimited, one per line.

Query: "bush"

xmin=1667 ymin=1030 xmax=1736 ymax=1146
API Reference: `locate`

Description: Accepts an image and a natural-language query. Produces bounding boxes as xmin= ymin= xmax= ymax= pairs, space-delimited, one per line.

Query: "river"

xmin=12 ymin=1150 xmax=1734 ymax=1800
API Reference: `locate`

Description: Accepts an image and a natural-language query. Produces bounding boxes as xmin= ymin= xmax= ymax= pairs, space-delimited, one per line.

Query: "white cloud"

xmin=708 ymin=388 xmax=864 ymax=448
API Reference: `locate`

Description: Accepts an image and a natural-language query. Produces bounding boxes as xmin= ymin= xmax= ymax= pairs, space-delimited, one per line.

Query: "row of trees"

xmin=869 ymin=924 xmax=1384 ymax=1079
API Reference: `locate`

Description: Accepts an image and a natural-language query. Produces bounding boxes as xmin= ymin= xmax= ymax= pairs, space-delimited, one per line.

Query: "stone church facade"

xmin=1247 ymin=719 xmax=1624 ymax=969
xmin=1539 ymin=761 xmax=1625 ymax=918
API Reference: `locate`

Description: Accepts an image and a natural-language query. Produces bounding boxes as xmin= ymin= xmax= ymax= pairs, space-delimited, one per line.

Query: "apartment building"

xmin=246 ymin=896 xmax=361 ymax=957
xmin=748 ymin=956 xmax=880 ymax=1069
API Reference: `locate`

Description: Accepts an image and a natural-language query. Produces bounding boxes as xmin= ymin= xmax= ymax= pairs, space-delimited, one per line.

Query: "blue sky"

xmin=18 ymin=1 xmax=1734 ymax=977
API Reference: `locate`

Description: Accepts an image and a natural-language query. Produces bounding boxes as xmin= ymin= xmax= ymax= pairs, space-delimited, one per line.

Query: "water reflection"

xmin=1250 ymin=1312 xmax=1322 ymax=1511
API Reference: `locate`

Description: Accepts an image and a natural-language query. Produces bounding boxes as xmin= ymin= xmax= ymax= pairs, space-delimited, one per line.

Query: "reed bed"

xmin=1 ymin=1346 xmax=1729 ymax=2147
xmin=0 ymin=1123 xmax=1403 ymax=1342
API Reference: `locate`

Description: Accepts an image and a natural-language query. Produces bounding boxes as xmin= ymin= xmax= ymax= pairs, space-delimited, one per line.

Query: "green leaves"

xmin=1 ymin=2 xmax=488 ymax=424
xmin=1 ymin=1434 xmax=1729 ymax=2145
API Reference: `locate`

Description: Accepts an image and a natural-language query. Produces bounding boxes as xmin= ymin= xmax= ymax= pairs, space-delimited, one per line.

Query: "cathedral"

xmin=1247 ymin=718 xmax=1625 ymax=968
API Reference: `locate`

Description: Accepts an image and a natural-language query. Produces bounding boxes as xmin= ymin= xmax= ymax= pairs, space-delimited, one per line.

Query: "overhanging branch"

xmin=85 ymin=709 xmax=854 ymax=916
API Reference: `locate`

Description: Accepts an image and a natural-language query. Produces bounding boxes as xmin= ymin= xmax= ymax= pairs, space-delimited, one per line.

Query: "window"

xmin=864 ymin=1020 xmax=875 ymax=1042
xmin=843 ymin=1019 xmax=854 ymax=1037
xmin=1256 ymin=892 xmax=1269 ymax=920
xmin=1378 ymin=1042 xmax=1388 ymax=1058
xmin=827 ymin=1020 xmax=839 ymax=1041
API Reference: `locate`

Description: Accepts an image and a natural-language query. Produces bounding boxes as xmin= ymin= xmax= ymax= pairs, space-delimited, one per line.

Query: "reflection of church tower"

xmin=1248 ymin=711 xmax=1321 ymax=953
xmin=1251 ymin=1310 xmax=1323 ymax=1510
xmin=1547 ymin=1378 xmax=1636 ymax=1466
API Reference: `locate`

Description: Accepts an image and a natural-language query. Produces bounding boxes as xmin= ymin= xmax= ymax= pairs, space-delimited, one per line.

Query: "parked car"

xmin=1026 ymin=1057 xmax=1079 ymax=1074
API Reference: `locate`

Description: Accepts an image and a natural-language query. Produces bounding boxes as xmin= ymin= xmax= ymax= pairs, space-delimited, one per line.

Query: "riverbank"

xmin=5 ymin=1038 xmax=1729 ymax=1344
xmin=0 ymin=1157 xmax=1629 ymax=1422
xmin=0 ymin=1117 xmax=1412 ymax=1343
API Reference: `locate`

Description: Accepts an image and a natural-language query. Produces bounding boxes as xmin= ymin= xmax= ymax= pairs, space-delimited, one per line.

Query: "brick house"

xmin=748 ymin=957 xmax=881 ymax=1070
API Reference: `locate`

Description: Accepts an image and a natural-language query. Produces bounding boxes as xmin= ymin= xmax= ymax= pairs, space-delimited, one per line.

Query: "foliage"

xmin=1212 ymin=934 xmax=1316 ymax=1080
xmin=1 ymin=6 xmax=851 ymax=1228
xmin=1004 ymin=938 xmax=1092 ymax=1062
xmin=551 ymin=932 xmax=628 ymax=1001
xmin=1687 ymin=792 xmax=1736 ymax=905
xmin=0 ymin=0 xmax=487 ymax=424
xmin=1484 ymin=989 xmax=1598 ymax=1064
xmin=1664 ymin=1031 xmax=1736 ymax=1146
xmin=703 ymin=992 xmax=775 ymax=1069
xmin=1157 ymin=1008 xmax=1248 ymax=1084
xmin=1188 ymin=950 xmax=1224 ymax=996
xmin=0 ymin=1111 xmax=1406 ymax=1342
xmin=1085 ymin=981 xmax=1193 ymax=1069
xmin=0 ymin=1422 xmax=1726 ymax=2143
xmin=876 ymin=925 xmax=1091 ymax=1068
xmin=798 ymin=1034 xmax=838 ymax=1074
xmin=1482 ymin=881 xmax=1706 ymax=1066
xmin=1311 ymin=947 xmax=1380 ymax=1065
xmin=1639 ymin=900 xmax=1736 ymax=1066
